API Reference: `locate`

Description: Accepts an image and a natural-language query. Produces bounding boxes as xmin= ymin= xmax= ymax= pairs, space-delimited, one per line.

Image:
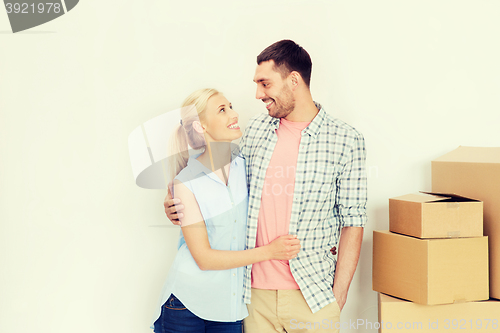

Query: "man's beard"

xmin=270 ymin=85 xmax=295 ymax=119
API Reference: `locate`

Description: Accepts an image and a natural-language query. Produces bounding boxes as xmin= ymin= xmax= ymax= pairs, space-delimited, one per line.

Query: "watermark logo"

xmin=4 ymin=0 xmax=78 ymax=33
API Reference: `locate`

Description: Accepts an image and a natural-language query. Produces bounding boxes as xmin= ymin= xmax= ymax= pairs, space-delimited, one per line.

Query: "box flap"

xmin=433 ymin=146 xmax=500 ymax=164
xmin=391 ymin=192 xmax=451 ymax=203
xmin=420 ymin=191 xmax=481 ymax=202
xmin=379 ymin=293 xmax=402 ymax=303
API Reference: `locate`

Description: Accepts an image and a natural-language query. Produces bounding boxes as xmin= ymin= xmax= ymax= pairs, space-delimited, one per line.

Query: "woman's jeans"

xmin=153 ymin=294 xmax=243 ymax=333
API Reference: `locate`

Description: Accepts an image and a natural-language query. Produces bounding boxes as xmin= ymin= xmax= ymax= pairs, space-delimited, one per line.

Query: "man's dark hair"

xmin=257 ymin=40 xmax=312 ymax=87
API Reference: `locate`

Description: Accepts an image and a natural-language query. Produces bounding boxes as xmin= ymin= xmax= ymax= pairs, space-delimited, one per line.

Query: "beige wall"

xmin=1 ymin=1 xmax=500 ymax=332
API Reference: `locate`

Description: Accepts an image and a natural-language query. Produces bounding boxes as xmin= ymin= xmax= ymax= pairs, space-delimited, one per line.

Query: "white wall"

xmin=1 ymin=1 xmax=500 ymax=332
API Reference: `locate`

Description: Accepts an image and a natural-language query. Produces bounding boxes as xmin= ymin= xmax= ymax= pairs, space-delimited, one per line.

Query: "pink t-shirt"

xmin=251 ymin=117 xmax=310 ymax=289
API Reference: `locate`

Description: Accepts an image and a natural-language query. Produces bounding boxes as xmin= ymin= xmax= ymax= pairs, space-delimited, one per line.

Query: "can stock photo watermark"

xmin=3 ymin=0 xmax=78 ymax=33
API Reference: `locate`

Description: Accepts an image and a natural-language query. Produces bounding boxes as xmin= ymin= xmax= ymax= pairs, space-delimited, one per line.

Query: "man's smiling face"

xmin=254 ymin=60 xmax=295 ymax=119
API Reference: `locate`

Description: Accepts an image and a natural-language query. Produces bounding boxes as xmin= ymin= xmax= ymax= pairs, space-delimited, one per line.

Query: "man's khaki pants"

xmin=244 ymin=288 xmax=340 ymax=333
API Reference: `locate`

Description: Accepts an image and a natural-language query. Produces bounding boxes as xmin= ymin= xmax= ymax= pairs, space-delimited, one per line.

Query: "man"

xmin=165 ymin=40 xmax=367 ymax=333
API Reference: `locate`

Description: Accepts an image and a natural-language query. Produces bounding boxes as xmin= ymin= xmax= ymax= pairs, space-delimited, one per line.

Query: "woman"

xmin=152 ymin=88 xmax=300 ymax=333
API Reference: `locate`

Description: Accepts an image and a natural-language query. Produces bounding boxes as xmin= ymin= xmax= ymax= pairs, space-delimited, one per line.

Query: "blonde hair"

xmin=167 ymin=88 xmax=220 ymax=183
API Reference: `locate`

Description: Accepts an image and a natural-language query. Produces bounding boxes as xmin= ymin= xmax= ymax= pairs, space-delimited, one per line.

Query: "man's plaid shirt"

xmin=238 ymin=102 xmax=367 ymax=313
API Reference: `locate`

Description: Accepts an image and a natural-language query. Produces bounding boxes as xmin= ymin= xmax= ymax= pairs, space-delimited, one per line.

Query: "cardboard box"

xmin=432 ymin=147 xmax=500 ymax=299
xmin=389 ymin=192 xmax=483 ymax=239
xmin=378 ymin=293 xmax=500 ymax=333
xmin=372 ymin=230 xmax=489 ymax=305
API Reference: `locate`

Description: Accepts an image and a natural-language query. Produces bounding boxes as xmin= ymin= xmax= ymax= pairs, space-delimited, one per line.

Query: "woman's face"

xmin=201 ymin=94 xmax=242 ymax=142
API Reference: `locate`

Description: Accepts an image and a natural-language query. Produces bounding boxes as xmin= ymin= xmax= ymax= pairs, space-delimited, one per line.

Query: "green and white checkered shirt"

xmin=238 ymin=102 xmax=367 ymax=313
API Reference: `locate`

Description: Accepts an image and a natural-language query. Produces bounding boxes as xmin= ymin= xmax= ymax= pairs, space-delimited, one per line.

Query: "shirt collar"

xmin=268 ymin=101 xmax=325 ymax=138
xmin=305 ymin=102 xmax=326 ymax=138
xmin=186 ymin=150 xmax=241 ymax=181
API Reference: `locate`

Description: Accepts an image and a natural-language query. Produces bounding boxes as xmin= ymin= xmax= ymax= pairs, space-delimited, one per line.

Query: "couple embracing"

xmin=152 ymin=39 xmax=367 ymax=333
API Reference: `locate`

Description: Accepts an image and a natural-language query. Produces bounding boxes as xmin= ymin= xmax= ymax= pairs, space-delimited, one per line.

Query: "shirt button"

xmin=233 ymin=293 xmax=236 ymax=296
xmin=234 ymin=220 xmax=237 ymax=223
xmin=233 ymin=237 xmax=236 ymax=240
xmin=231 ymin=202 xmax=234 ymax=205
xmin=233 ymin=273 xmax=236 ymax=276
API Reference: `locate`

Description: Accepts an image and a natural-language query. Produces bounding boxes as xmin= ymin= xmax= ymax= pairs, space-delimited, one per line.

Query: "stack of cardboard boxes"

xmin=373 ymin=147 xmax=500 ymax=332
xmin=432 ymin=147 xmax=500 ymax=300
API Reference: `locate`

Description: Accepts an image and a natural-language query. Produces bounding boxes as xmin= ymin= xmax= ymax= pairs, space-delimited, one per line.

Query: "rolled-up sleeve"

xmin=335 ymin=132 xmax=368 ymax=228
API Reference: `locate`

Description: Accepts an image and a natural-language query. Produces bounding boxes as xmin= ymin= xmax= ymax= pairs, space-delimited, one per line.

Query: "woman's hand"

xmin=164 ymin=186 xmax=183 ymax=225
xmin=265 ymin=235 xmax=301 ymax=260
